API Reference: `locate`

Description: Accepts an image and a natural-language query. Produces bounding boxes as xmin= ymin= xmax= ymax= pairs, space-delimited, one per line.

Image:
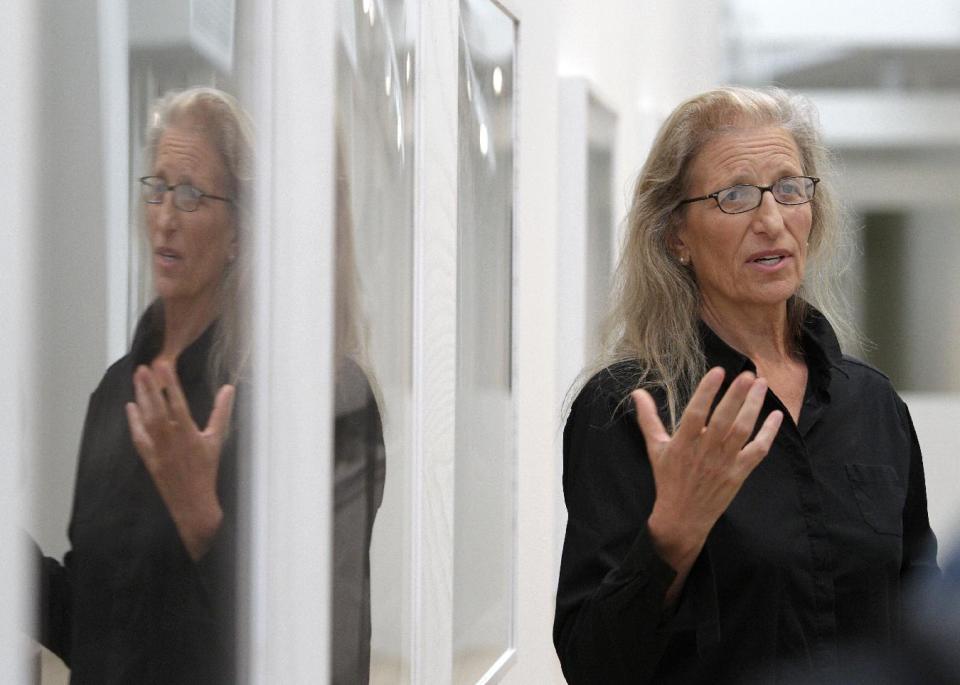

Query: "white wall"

xmin=29 ymin=2 xmax=110 ymax=560
xmin=557 ymin=0 xmax=724 ymax=237
xmin=729 ymin=0 xmax=960 ymax=45
xmin=1 ymin=0 xmax=38 ymax=680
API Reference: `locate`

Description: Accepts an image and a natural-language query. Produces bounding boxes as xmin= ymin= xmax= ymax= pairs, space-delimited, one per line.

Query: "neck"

xmin=159 ymin=294 xmax=218 ymax=362
xmin=700 ymin=296 xmax=796 ymax=367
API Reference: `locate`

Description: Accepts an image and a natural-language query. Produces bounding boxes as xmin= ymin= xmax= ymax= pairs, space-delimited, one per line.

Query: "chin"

xmin=747 ymin=287 xmax=799 ymax=309
xmin=153 ymin=279 xmax=178 ymax=302
xmin=154 ymin=279 xmax=196 ymax=305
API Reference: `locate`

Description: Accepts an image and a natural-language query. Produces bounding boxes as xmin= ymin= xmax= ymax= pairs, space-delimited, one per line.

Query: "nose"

xmin=153 ymin=190 xmax=179 ymax=234
xmin=750 ymin=188 xmax=786 ymax=236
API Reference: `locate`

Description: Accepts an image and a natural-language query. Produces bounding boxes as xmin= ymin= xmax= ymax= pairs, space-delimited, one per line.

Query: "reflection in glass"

xmin=336 ymin=0 xmax=416 ymax=681
xmin=454 ymin=0 xmax=517 ymax=681
xmin=33 ymin=86 xmax=251 ymax=684
xmin=30 ymin=4 xmax=249 ymax=681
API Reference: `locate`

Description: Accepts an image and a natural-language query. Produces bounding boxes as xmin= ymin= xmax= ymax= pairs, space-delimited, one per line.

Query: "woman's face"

xmin=148 ymin=125 xmax=235 ymax=311
xmin=674 ymin=126 xmax=812 ymax=317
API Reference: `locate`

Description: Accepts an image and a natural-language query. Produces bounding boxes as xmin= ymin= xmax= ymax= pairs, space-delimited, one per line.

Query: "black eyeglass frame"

xmin=675 ymin=175 xmax=820 ymax=215
xmin=139 ymin=176 xmax=234 ymax=212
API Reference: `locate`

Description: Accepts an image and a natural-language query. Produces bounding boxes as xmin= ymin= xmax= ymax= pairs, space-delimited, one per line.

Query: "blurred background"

xmin=3 ymin=0 xmax=959 ymax=683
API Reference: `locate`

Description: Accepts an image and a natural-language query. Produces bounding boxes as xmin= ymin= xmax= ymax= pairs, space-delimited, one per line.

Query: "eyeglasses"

xmin=676 ymin=175 xmax=820 ymax=215
xmin=139 ymin=176 xmax=233 ymax=212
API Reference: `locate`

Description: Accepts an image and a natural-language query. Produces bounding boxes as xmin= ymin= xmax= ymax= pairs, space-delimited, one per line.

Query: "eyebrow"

xmin=151 ymin=171 xmax=199 ymax=187
xmin=720 ymin=169 xmax=804 ymax=188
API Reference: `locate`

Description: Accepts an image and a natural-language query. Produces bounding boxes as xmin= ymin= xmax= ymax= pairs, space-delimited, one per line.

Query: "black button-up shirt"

xmin=37 ymin=304 xmax=238 ymax=684
xmin=35 ymin=302 xmax=386 ymax=684
xmin=554 ymin=312 xmax=939 ymax=684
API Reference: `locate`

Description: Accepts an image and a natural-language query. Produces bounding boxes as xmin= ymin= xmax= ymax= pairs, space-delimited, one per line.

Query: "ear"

xmin=667 ymin=228 xmax=688 ymax=262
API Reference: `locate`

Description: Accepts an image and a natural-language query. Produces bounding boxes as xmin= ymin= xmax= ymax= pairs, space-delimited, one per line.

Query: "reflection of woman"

xmin=332 ymin=137 xmax=386 ymax=684
xmin=35 ymin=87 xmax=251 ymax=684
xmin=554 ymin=87 xmax=939 ymax=684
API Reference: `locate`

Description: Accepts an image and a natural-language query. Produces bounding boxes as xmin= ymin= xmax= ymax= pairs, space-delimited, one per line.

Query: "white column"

xmin=411 ymin=1 xmax=459 ymax=682
xmin=244 ymin=0 xmax=338 ymax=682
xmin=97 ymin=0 xmax=130 ymax=361
xmin=0 ymin=0 xmax=37 ymax=682
xmin=505 ymin=0 xmax=565 ymax=681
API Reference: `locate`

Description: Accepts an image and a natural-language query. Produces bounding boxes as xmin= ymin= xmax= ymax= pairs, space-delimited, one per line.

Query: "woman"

xmin=36 ymin=86 xmax=252 ymax=684
xmin=554 ymin=87 xmax=939 ymax=684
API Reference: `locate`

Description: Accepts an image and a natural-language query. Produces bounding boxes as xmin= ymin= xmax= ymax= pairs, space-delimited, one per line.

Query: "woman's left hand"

xmin=125 ymin=361 xmax=235 ymax=562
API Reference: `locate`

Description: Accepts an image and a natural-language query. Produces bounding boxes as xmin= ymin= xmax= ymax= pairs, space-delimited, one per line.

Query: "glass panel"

xmin=31 ymin=2 xmax=250 ymax=682
xmin=335 ymin=0 xmax=416 ymax=682
xmin=454 ymin=0 xmax=517 ymax=681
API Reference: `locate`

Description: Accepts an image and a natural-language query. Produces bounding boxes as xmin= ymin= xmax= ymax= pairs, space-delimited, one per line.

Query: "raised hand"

xmin=632 ymin=368 xmax=783 ymax=600
xmin=125 ymin=360 xmax=235 ymax=561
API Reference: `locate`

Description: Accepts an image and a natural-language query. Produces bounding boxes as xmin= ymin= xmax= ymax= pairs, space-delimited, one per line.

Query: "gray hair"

xmin=145 ymin=86 xmax=254 ymax=387
xmin=592 ymin=86 xmax=855 ymax=427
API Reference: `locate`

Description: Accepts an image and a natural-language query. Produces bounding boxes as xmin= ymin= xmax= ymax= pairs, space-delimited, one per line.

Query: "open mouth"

xmin=753 ymin=256 xmax=784 ymax=266
xmin=156 ymin=248 xmax=182 ymax=261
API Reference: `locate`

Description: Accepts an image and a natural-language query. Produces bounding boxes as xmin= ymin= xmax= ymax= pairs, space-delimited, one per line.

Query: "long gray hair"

xmin=144 ymin=86 xmax=254 ymax=386
xmin=594 ymin=86 xmax=855 ymax=427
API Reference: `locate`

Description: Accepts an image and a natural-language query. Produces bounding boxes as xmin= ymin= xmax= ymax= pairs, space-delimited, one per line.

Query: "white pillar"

xmin=244 ymin=0 xmax=337 ymax=681
xmin=0 ymin=0 xmax=38 ymax=681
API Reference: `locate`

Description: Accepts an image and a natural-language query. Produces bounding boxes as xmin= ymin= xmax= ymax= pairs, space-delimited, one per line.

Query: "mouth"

xmin=154 ymin=248 xmax=183 ymax=265
xmin=746 ymin=249 xmax=791 ymax=265
xmin=752 ymin=256 xmax=785 ymax=266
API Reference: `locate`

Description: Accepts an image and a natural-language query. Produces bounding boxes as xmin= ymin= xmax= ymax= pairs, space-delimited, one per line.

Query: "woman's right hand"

xmin=631 ymin=368 xmax=783 ymax=599
xmin=126 ymin=361 xmax=235 ymax=561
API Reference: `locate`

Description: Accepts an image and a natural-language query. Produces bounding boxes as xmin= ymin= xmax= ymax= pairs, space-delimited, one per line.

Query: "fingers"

xmin=125 ymin=401 xmax=156 ymax=461
xmin=737 ymin=409 xmax=783 ymax=474
xmin=673 ymin=367 xmax=725 ymax=444
xmin=632 ymin=389 xmax=670 ymax=453
xmin=155 ymin=361 xmax=197 ymax=430
xmin=133 ymin=364 xmax=168 ymax=426
xmin=205 ymin=385 xmax=236 ymax=443
xmin=700 ymin=370 xmax=757 ymax=446
xmin=722 ymin=377 xmax=768 ymax=451
xmin=132 ymin=361 xmax=233 ymax=442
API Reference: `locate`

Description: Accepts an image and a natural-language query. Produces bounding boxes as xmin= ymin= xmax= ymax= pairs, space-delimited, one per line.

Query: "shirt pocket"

xmin=844 ymin=463 xmax=904 ymax=536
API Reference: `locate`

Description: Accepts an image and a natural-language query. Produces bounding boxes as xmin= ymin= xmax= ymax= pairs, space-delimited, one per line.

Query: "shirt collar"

xmin=698 ymin=306 xmax=846 ymax=395
xmin=799 ymin=308 xmax=846 ymax=377
xmin=699 ymin=320 xmax=754 ymax=377
xmin=129 ymin=300 xmax=218 ymax=386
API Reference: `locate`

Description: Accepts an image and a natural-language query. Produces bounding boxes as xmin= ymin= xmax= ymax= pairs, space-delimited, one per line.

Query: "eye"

xmin=719 ymin=186 xmax=746 ymax=202
xmin=716 ymin=184 xmax=757 ymax=211
xmin=175 ymin=184 xmax=202 ymax=200
xmin=777 ymin=178 xmax=800 ymax=195
xmin=140 ymin=176 xmax=167 ymax=203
